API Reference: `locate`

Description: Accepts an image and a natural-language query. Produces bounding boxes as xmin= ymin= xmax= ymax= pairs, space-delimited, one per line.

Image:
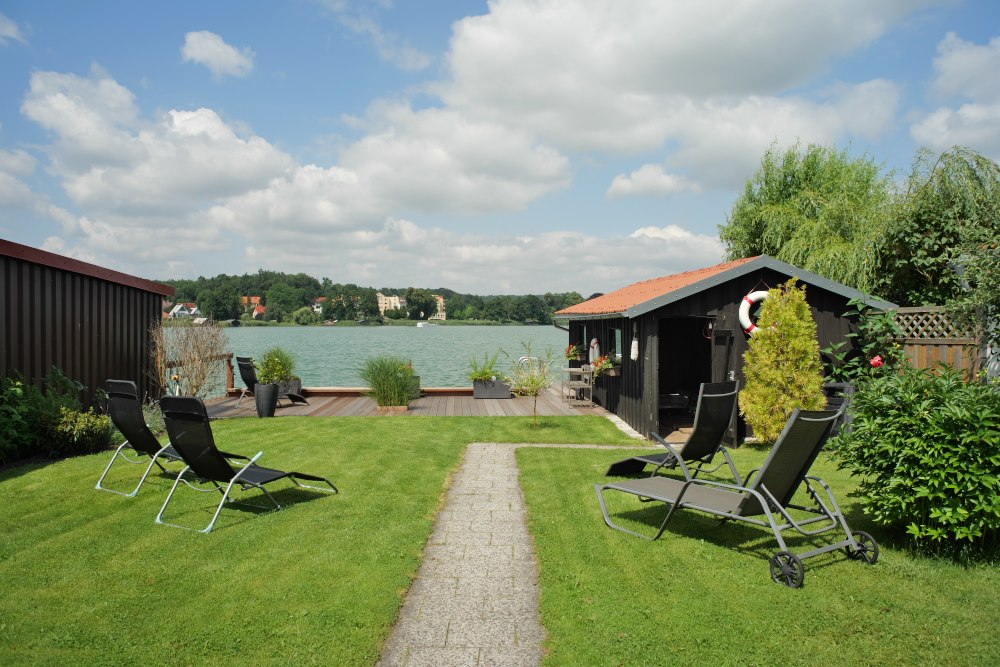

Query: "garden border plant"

xmin=832 ymin=364 xmax=1000 ymax=558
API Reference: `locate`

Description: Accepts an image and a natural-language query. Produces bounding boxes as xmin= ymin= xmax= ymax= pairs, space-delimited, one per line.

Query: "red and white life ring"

xmin=739 ymin=290 xmax=770 ymax=335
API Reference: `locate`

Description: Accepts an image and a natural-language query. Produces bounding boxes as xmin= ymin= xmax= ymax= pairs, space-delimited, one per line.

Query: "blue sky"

xmin=2 ymin=0 xmax=999 ymax=295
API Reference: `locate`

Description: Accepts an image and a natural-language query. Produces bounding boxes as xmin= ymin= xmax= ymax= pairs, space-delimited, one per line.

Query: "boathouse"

xmin=555 ymin=255 xmax=896 ymax=439
xmin=0 ymin=239 xmax=174 ymax=407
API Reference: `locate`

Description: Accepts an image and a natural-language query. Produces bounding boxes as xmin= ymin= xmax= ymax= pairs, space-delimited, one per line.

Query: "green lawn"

xmin=0 ymin=415 xmax=632 ymax=666
xmin=517 ymin=445 xmax=1000 ymax=666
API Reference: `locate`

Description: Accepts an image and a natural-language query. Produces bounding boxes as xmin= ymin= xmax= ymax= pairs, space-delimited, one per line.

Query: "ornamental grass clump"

xmin=833 ymin=366 xmax=1000 ymax=555
xmin=739 ymin=279 xmax=826 ymax=442
xmin=359 ymin=355 xmax=417 ymax=407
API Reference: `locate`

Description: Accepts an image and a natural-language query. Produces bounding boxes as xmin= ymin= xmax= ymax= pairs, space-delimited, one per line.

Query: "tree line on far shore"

xmin=165 ymin=271 xmax=585 ymax=325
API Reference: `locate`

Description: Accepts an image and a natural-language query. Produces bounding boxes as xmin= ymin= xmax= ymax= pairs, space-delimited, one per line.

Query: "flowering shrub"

xmin=822 ymin=299 xmax=904 ymax=383
xmin=833 ymin=365 xmax=1000 ymax=553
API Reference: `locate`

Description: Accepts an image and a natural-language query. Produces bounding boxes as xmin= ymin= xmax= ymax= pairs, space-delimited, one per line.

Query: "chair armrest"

xmin=218 ymin=450 xmax=250 ymax=461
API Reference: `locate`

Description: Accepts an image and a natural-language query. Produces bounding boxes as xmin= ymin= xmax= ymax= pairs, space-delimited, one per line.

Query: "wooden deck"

xmin=205 ymin=387 xmax=606 ymax=419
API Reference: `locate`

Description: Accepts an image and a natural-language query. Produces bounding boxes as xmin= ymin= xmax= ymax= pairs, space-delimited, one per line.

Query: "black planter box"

xmin=473 ymin=379 xmax=511 ymax=399
xmin=255 ymin=383 xmax=279 ymax=417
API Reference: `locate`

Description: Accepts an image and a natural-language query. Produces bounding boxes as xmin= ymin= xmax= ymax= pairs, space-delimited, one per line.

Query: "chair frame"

xmin=96 ymin=380 xmax=186 ymax=497
xmin=157 ymin=396 xmax=337 ymax=533
xmin=595 ymin=407 xmax=878 ymax=587
xmin=606 ymin=381 xmax=740 ymax=481
xmin=235 ymin=356 xmax=256 ymax=409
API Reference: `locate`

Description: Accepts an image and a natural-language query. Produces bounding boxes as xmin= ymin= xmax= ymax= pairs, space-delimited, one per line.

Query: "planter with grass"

xmin=256 ymin=346 xmax=301 ymax=417
xmin=360 ymin=354 xmax=416 ymax=410
xmin=469 ymin=350 xmax=511 ymax=399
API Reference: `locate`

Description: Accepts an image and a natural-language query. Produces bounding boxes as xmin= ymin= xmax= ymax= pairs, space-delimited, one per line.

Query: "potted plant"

xmin=257 ymin=347 xmax=301 ymax=396
xmin=468 ymin=350 xmax=511 ymax=399
xmin=564 ymin=343 xmax=585 ymax=361
xmin=592 ymin=354 xmax=620 ymax=378
xmin=359 ymin=354 xmax=417 ymax=412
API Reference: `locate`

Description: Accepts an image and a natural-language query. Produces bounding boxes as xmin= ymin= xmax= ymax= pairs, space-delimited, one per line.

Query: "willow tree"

xmin=720 ymin=143 xmax=895 ymax=295
xmin=876 ymin=147 xmax=1000 ymax=321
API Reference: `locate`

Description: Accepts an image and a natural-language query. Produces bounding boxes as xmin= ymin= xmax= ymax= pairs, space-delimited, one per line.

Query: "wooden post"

xmin=225 ymin=353 xmax=234 ymax=394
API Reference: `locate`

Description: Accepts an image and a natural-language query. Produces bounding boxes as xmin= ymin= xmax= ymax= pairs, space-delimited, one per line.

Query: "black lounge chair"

xmin=157 ymin=395 xmax=337 ymax=533
xmin=606 ymin=381 xmax=740 ymax=481
xmin=595 ymin=406 xmax=878 ymax=588
xmin=97 ymin=380 xmax=249 ymax=497
xmin=235 ymin=356 xmax=308 ymax=409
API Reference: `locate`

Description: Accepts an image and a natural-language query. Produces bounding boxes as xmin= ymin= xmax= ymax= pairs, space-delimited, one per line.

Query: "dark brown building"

xmin=555 ymin=255 xmax=895 ymax=438
xmin=1 ymin=239 xmax=175 ymax=407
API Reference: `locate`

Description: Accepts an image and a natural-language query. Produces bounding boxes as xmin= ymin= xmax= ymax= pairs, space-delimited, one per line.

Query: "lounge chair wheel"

xmin=847 ymin=531 xmax=879 ymax=564
xmin=769 ymin=551 xmax=804 ymax=588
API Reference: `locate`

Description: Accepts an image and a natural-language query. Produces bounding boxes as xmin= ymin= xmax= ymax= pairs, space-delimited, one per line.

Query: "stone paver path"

xmin=377 ymin=438 xmax=647 ymax=667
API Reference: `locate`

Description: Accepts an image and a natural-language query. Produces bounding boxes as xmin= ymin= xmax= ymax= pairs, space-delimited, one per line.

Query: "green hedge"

xmin=833 ymin=366 xmax=1000 ymax=552
xmin=0 ymin=368 xmax=112 ymax=464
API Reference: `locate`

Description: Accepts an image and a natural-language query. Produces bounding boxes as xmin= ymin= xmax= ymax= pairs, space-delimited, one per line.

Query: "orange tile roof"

xmin=556 ymin=256 xmax=759 ymax=316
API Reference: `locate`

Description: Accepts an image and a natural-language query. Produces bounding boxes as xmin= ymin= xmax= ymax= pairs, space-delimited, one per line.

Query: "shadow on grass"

xmin=605 ymin=494 xmax=880 ymax=576
xmin=158 ymin=483 xmax=336 ymax=533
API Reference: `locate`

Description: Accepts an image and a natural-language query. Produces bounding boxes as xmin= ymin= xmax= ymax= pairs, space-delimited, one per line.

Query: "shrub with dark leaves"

xmin=833 ymin=365 xmax=1000 ymax=552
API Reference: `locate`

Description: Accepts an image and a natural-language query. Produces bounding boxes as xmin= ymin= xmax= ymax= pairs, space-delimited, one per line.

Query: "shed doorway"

xmin=657 ymin=317 xmax=712 ymax=434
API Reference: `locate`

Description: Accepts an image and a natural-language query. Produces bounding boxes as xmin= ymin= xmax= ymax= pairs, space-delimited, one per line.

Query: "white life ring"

xmin=739 ymin=290 xmax=770 ymax=335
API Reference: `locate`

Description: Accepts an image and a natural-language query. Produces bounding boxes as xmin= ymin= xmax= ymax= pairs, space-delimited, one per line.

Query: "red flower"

xmin=869 ymin=355 xmax=884 ymax=368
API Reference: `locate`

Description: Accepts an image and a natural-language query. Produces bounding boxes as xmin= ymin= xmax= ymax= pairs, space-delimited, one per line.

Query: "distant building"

xmin=240 ymin=295 xmax=262 ymax=315
xmin=429 ymin=294 xmax=447 ymax=321
xmin=312 ymin=296 xmax=329 ymax=314
xmin=377 ymin=292 xmax=404 ymax=315
xmin=168 ymin=302 xmax=200 ymax=318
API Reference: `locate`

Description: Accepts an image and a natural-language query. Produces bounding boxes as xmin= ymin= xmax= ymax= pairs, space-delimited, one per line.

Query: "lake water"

xmin=225 ymin=325 xmax=568 ymax=388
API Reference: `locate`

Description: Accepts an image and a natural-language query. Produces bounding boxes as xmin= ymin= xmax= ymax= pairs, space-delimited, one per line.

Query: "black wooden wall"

xmin=1 ymin=241 xmax=172 ymax=407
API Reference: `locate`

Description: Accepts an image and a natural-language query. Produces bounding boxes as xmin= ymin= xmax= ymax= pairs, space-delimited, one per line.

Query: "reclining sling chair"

xmin=595 ymin=407 xmax=878 ymax=588
xmin=606 ymin=381 xmax=740 ymax=481
xmin=157 ymin=395 xmax=337 ymax=533
xmin=97 ymin=380 xmax=248 ymax=496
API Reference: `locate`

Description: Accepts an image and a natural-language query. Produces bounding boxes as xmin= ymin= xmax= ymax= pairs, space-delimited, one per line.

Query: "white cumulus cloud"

xmin=912 ymin=32 xmax=1000 ymax=159
xmin=0 ymin=12 xmax=27 ymax=45
xmin=607 ymin=164 xmax=700 ymax=198
xmin=181 ymin=31 xmax=255 ymax=79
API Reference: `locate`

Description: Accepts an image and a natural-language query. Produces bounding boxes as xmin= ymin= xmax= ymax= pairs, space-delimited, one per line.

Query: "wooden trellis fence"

xmin=891 ymin=306 xmax=980 ymax=378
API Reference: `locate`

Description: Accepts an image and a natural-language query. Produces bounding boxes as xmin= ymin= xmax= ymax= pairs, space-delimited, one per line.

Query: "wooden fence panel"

xmin=891 ymin=306 xmax=980 ymax=379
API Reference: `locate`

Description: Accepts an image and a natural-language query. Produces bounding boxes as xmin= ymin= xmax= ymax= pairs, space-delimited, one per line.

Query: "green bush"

xmin=833 ymin=366 xmax=1000 ymax=552
xmin=359 ymin=355 xmax=416 ymax=407
xmin=0 ymin=375 xmax=31 ymax=464
xmin=256 ymin=347 xmax=297 ymax=384
xmin=739 ymin=279 xmax=826 ymax=442
xmin=52 ymin=407 xmax=113 ymax=457
xmin=1 ymin=368 xmax=87 ymax=464
xmin=822 ymin=298 xmax=906 ymax=384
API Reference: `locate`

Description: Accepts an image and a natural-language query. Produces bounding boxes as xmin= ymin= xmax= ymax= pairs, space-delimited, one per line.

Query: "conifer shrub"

xmin=833 ymin=366 xmax=1000 ymax=553
xmin=738 ymin=279 xmax=826 ymax=442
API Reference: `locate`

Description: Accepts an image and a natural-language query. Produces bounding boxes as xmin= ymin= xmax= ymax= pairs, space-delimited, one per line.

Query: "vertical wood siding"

xmin=565 ymin=269 xmax=860 ymax=439
xmin=1 ymin=253 xmax=165 ymax=407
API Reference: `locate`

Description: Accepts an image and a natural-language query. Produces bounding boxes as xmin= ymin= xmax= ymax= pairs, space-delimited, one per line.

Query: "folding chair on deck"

xmin=157 ymin=396 xmax=337 ymax=533
xmin=606 ymin=381 xmax=740 ymax=481
xmin=595 ymin=407 xmax=878 ymax=588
